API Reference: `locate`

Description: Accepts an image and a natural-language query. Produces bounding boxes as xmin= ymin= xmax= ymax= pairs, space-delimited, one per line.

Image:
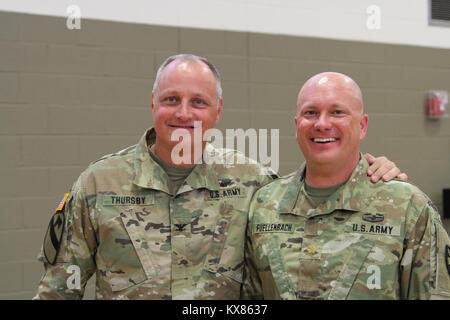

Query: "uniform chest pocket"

xmin=97 ymin=207 xmax=163 ymax=292
xmin=203 ymin=205 xmax=248 ymax=284
xmin=253 ymin=232 xmax=299 ymax=300
xmin=327 ymin=237 xmax=374 ymax=300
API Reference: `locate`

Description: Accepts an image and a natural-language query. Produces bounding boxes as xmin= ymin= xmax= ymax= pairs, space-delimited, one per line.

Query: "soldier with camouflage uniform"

xmin=34 ymin=54 xmax=280 ymax=300
xmin=35 ymin=127 xmax=278 ymax=299
xmin=34 ymin=56 xmax=404 ymax=300
xmin=243 ymin=72 xmax=450 ymax=300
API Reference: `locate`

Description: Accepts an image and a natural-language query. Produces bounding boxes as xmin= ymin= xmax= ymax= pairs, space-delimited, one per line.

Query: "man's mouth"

xmin=168 ymin=124 xmax=195 ymax=129
xmin=311 ymin=137 xmax=339 ymax=144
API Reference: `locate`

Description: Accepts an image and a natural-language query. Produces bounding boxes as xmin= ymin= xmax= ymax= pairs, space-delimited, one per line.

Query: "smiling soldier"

xmin=243 ymin=72 xmax=450 ymax=300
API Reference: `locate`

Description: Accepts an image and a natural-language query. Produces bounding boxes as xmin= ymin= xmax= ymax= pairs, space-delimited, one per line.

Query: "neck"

xmin=305 ymin=152 xmax=360 ymax=187
xmin=152 ymin=142 xmax=203 ymax=167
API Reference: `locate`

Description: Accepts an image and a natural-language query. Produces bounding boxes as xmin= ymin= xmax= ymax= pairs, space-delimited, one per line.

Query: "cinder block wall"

xmin=0 ymin=11 xmax=449 ymax=299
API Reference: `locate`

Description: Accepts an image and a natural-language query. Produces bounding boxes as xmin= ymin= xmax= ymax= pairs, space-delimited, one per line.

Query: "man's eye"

xmin=193 ymin=98 xmax=206 ymax=106
xmin=163 ymin=97 xmax=177 ymax=104
xmin=304 ymin=110 xmax=316 ymax=116
xmin=333 ymin=110 xmax=344 ymax=115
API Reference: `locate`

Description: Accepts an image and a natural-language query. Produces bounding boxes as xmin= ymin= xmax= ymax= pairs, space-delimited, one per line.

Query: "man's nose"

xmin=175 ymin=100 xmax=193 ymax=121
xmin=314 ymin=113 xmax=332 ymax=131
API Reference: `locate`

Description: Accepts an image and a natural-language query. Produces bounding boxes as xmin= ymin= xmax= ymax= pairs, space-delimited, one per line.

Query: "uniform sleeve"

xmin=241 ymin=196 xmax=264 ymax=300
xmin=429 ymin=209 xmax=450 ymax=299
xmin=400 ymin=197 xmax=450 ymax=300
xmin=33 ymin=175 xmax=97 ymax=300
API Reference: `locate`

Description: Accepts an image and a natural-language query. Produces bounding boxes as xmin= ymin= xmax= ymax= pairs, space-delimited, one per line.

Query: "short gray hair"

xmin=152 ymin=54 xmax=223 ymax=105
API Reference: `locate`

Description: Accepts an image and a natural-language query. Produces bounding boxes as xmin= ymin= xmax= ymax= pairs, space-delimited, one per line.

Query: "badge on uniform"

xmin=362 ymin=213 xmax=384 ymax=223
xmin=43 ymin=193 xmax=69 ymax=265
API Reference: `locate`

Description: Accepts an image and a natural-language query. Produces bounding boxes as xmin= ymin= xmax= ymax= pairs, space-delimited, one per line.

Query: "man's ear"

xmin=215 ymin=97 xmax=223 ymax=125
xmin=360 ymin=114 xmax=369 ymax=141
xmin=151 ymin=92 xmax=155 ymax=111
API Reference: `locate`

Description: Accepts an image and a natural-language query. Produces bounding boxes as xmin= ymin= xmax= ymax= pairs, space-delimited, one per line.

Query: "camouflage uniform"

xmin=34 ymin=128 xmax=277 ymax=300
xmin=243 ymin=155 xmax=450 ymax=300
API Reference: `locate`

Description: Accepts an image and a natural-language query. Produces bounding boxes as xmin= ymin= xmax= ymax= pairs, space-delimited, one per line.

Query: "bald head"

xmin=297 ymin=72 xmax=363 ymax=115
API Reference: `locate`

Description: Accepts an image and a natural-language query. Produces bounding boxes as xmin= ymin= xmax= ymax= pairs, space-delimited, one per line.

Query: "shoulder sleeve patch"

xmin=433 ymin=222 xmax=450 ymax=297
xmin=43 ymin=193 xmax=69 ymax=265
xmin=446 ymin=245 xmax=450 ymax=277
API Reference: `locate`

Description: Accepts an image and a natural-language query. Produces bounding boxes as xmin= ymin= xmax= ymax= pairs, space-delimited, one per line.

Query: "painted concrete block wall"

xmin=1 ymin=0 xmax=449 ymax=49
xmin=0 ymin=11 xmax=449 ymax=299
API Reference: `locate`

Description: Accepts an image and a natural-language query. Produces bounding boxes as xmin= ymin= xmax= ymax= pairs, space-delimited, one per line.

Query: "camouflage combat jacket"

xmin=243 ymin=155 xmax=450 ymax=300
xmin=35 ymin=128 xmax=277 ymax=300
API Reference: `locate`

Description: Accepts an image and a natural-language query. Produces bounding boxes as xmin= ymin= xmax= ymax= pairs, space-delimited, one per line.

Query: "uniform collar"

xmin=132 ymin=128 xmax=221 ymax=195
xmin=179 ymin=143 xmax=221 ymax=193
xmin=277 ymin=162 xmax=306 ymax=213
xmin=278 ymin=153 xmax=371 ymax=217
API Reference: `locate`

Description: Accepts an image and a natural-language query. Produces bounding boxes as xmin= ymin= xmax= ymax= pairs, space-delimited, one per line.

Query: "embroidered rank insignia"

xmin=43 ymin=193 xmax=69 ymax=265
xmin=175 ymin=223 xmax=187 ymax=232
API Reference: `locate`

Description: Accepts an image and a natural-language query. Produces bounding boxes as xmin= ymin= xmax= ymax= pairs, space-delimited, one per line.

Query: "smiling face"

xmin=294 ymin=73 xmax=368 ymax=169
xmin=151 ymin=59 xmax=223 ymax=165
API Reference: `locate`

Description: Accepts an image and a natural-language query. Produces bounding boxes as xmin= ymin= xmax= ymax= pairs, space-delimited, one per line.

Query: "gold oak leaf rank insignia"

xmin=43 ymin=193 xmax=69 ymax=265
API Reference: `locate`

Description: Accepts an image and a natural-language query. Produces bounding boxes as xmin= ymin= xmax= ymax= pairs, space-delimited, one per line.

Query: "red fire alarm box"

xmin=426 ymin=90 xmax=448 ymax=119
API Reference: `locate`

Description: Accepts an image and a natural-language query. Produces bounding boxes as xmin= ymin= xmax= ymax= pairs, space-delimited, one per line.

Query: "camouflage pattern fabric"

xmin=34 ymin=128 xmax=277 ymax=300
xmin=243 ymin=155 xmax=450 ymax=300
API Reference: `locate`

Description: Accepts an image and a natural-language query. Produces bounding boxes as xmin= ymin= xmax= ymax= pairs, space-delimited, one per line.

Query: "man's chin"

xmin=305 ymin=151 xmax=341 ymax=166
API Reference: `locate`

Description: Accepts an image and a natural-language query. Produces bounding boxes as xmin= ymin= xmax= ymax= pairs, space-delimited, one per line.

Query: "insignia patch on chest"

xmin=102 ymin=195 xmax=152 ymax=206
xmin=43 ymin=193 xmax=69 ymax=265
xmin=362 ymin=213 xmax=384 ymax=223
xmin=206 ymin=187 xmax=247 ymax=200
xmin=254 ymin=223 xmax=294 ymax=233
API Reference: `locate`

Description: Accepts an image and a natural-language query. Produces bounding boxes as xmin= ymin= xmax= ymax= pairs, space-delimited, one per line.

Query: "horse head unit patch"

xmin=43 ymin=193 xmax=69 ymax=265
